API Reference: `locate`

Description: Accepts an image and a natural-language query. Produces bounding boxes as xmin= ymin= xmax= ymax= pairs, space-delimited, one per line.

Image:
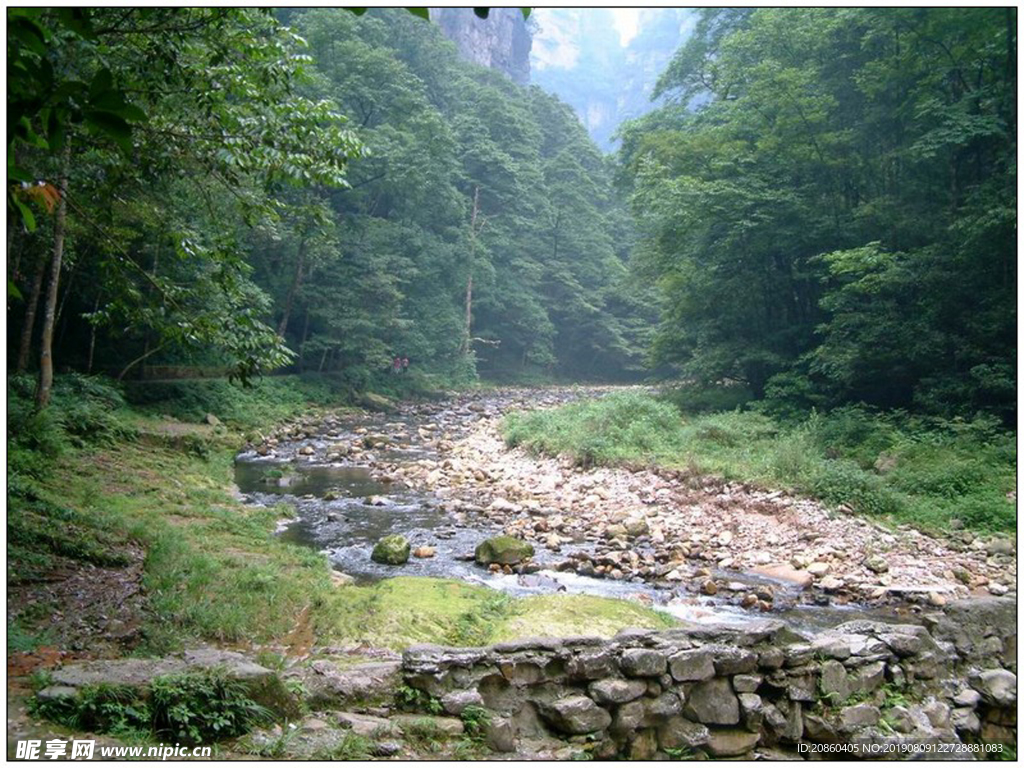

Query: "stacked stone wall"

xmin=401 ymin=598 xmax=1017 ymax=759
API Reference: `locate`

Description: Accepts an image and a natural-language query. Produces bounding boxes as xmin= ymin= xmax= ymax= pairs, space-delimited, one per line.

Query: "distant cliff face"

xmin=532 ymin=9 xmax=695 ymax=152
xmin=431 ymin=8 xmax=531 ymax=85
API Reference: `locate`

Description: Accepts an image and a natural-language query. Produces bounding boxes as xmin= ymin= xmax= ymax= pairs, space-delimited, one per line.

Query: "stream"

xmin=234 ymin=387 xmax=922 ymax=635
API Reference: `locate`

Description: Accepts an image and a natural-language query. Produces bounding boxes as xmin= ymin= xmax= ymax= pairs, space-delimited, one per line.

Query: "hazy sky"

xmin=610 ymin=8 xmax=642 ymax=46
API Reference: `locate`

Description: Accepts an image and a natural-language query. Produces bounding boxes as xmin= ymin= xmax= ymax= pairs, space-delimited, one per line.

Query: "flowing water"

xmin=234 ymin=389 xmax=919 ymax=634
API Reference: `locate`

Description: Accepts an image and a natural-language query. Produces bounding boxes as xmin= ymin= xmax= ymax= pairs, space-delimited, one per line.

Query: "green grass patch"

xmin=502 ymin=391 xmax=1015 ymax=534
xmin=324 ymin=576 xmax=676 ymax=649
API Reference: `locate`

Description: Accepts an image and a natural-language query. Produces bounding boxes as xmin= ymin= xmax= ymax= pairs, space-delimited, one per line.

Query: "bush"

xmin=504 ymin=392 xmax=685 ymax=467
xmin=808 ymin=459 xmax=902 ymax=517
xmin=34 ymin=670 xmax=275 ymax=744
xmin=663 ymin=383 xmax=754 ymax=414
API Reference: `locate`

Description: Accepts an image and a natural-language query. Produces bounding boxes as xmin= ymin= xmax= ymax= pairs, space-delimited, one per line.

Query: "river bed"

xmin=235 ymin=388 xmax=928 ymax=634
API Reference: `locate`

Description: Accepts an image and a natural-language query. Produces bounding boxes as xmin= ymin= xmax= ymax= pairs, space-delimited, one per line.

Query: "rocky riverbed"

xmin=238 ymin=387 xmax=1017 ymax=627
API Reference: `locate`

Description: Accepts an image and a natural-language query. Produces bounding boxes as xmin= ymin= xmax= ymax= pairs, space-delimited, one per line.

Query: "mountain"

xmin=431 ymin=7 xmax=532 ymax=85
xmin=531 ymin=8 xmax=696 ymax=152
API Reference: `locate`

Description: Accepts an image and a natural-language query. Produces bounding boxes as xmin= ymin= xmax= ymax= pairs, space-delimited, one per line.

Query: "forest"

xmin=6 ymin=7 xmax=1018 ymax=761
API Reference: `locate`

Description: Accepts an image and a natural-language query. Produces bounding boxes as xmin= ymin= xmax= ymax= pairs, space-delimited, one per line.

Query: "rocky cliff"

xmin=431 ymin=8 xmax=531 ymax=85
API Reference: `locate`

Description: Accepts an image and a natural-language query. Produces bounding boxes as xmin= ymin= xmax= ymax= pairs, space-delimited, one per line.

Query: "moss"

xmin=324 ymin=578 xmax=677 ymax=649
xmin=492 ymin=594 xmax=677 ymax=641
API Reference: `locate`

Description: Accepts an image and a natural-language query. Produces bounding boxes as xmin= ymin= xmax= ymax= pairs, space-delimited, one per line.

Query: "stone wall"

xmin=401 ymin=598 xmax=1017 ymax=759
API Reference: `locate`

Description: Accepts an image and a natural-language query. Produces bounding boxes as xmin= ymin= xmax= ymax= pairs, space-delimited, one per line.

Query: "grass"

xmin=503 ymin=390 xmax=1016 ymax=534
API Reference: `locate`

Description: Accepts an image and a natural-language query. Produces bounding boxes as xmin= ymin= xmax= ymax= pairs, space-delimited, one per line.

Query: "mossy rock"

xmin=372 ymin=535 xmax=410 ymax=565
xmin=474 ymin=536 xmax=534 ymax=566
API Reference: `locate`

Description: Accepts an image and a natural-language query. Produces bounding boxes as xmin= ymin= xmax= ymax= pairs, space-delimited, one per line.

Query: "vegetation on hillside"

xmin=620 ymin=8 xmax=1015 ymax=422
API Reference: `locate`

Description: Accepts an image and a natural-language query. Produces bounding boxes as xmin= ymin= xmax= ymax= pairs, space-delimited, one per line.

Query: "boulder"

xmin=371 ymin=535 xmax=410 ymax=565
xmin=669 ymin=649 xmax=715 ymax=682
xmin=588 ymin=678 xmax=647 ymax=704
xmin=657 ymin=716 xmax=709 ymax=749
xmin=538 ymin=695 xmax=612 ymax=735
xmin=620 ymin=648 xmax=667 ymax=677
xmin=706 ymin=728 xmax=759 ymax=757
xmin=972 ymin=669 xmax=1016 ymax=707
xmin=474 ymin=536 xmax=534 ymax=566
xmin=683 ymin=678 xmax=740 ymax=725
xmin=864 ymin=555 xmax=889 ymax=574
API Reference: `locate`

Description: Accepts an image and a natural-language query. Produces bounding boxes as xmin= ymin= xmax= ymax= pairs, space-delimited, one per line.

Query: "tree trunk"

xmin=278 ymin=236 xmax=307 ymax=338
xmin=16 ymin=254 xmax=48 ymax=373
xmin=86 ymin=293 xmax=100 ymax=375
xmin=460 ymin=186 xmax=480 ymax=355
xmin=35 ymin=143 xmax=71 ymax=409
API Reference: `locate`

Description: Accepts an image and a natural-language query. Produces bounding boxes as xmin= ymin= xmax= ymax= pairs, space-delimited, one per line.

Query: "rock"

xmin=373 ymin=742 xmax=401 ymax=757
xmin=819 ymin=660 xmax=851 ymax=703
xmin=684 ymin=678 xmax=739 ymax=725
xmin=819 ymin=575 xmax=845 ymax=591
xmin=605 ymin=523 xmax=628 ymax=540
xmin=988 ymin=583 xmax=1009 ymax=596
xmin=336 ymin=711 xmax=397 ymax=737
xmin=864 ymin=554 xmax=889 ymax=574
xmin=371 ymin=534 xmax=410 ymax=565
xmin=985 ymin=538 xmax=1015 ymax=556
xmin=732 ymin=674 xmax=762 ymax=693
xmin=204 ymin=413 xmax=220 ymax=426
xmin=928 ymin=591 xmax=947 ymax=607
xmin=972 ymin=669 xmax=1016 ymax=706
xmin=701 ymin=579 xmax=719 ymax=596
xmin=300 ymin=661 xmax=401 ymax=710
xmin=620 ymin=648 xmax=667 ymax=677
xmin=751 ymin=563 xmax=813 ymax=589
xmin=951 ymin=707 xmax=980 ymax=735
xmin=643 ymin=692 xmax=683 ymax=722
xmin=412 ymin=546 xmax=436 ymax=559
xmin=706 ymin=728 xmax=759 ymax=757
xmin=538 ymin=695 xmax=612 ymax=735
xmin=588 ymin=678 xmax=647 ymax=704
xmin=717 ymin=530 xmax=734 ymax=546
xmin=952 ymin=688 xmax=981 ymax=708
xmin=839 ymin=703 xmax=880 ymax=730
xmin=628 ymin=729 xmax=658 ymax=760
xmin=474 ymin=536 xmax=534 ymax=566
xmin=485 ymin=716 xmax=516 ymax=753
xmin=669 ymin=649 xmax=715 ymax=682
xmin=612 ymin=700 xmax=646 ymax=734
xmin=657 ymin=716 xmax=709 ymax=750
xmin=738 ymin=693 xmax=763 ymax=731
xmin=807 ymin=562 xmax=830 ymax=577
xmin=441 ymin=690 xmax=484 ymax=715
xmin=623 ymin=517 xmax=649 ymax=537
xmin=299 ymin=445 xmax=315 ymax=456
xmin=392 ymin=714 xmax=465 ymax=737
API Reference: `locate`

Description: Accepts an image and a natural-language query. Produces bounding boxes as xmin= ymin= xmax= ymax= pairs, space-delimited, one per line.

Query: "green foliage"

xmin=460 ymin=704 xmax=492 ymax=739
xmin=151 ymin=669 xmax=275 ymax=744
xmin=504 ymin=392 xmax=1015 ymax=533
xmin=623 ymin=8 xmax=1015 ymax=420
xmin=33 ymin=670 xmax=274 ymax=745
xmin=395 ymin=685 xmax=443 ymax=715
xmin=505 ymin=391 xmax=686 ymax=467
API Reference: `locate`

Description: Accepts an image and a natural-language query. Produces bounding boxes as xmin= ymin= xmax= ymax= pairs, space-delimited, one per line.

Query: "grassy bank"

xmin=503 ymin=391 xmax=1016 ymax=534
xmin=8 ymin=374 xmax=672 ymax=656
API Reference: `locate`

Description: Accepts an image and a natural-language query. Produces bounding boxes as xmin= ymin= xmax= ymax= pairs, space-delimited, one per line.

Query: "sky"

xmin=610 ymin=8 xmax=642 ymax=46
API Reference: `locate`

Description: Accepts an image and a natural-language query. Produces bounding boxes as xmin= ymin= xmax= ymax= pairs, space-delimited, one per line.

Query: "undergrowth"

xmin=32 ymin=669 xmax=276 ymax=744
xmin=503 ymin=391 xmax=1015 ymax=533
